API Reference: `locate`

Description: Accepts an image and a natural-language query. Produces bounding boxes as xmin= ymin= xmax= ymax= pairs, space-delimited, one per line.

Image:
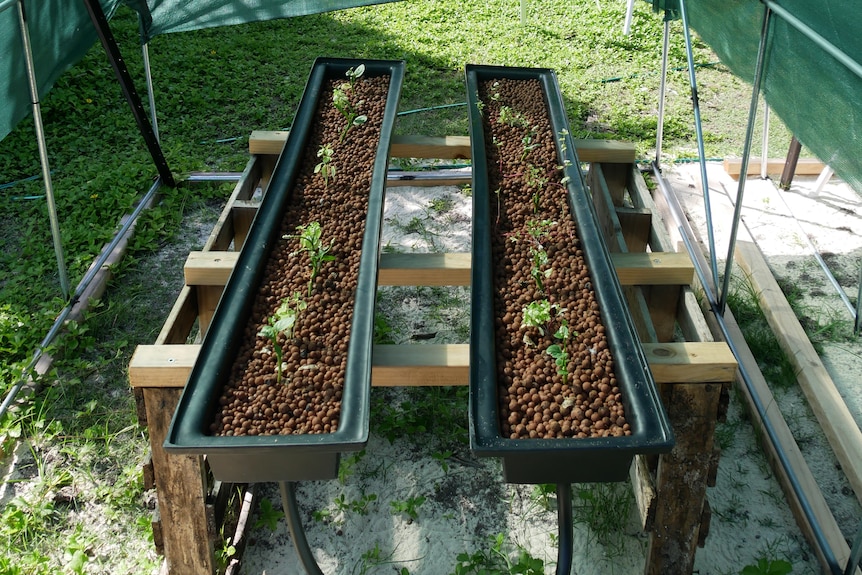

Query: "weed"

xmin=253 ymin=498 xmax=284 ymax=532
xmin=339 ymin=449 xmax=367 ymax=485
xmin=390 ymin=495 xmax=426 ymax=522
xmin=450 ymin=533 xmax=544 ymax=575
xmin=572 ymin=482 xmax=634 ymax=556
xmin=530 ymin=483 xmax=556 ymax=512
xmin=214 ymin=526 xmax=237 ymax=574
xmin=333 ymin=492 xmax=378 ymax=516
xmin=740 ymin=558 xmax=793 ymax=575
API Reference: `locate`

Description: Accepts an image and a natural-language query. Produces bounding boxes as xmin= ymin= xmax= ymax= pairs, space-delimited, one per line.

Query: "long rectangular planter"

xmin=466 ymin=64 xmax=673 ymax=484
xmin=164 ymin=57 xmax=405 ymax=482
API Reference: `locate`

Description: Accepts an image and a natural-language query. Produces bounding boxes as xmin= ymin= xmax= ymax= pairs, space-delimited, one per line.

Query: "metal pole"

xmin=760 ymin=102 xmax=770 ymax=179
xmin=678 ymin=0 xmax=720 ymax=294
xmin=718 ymin=3 xmax=772 ymax=314
xmin=16 ymin=0 xmax=70 ymax=299
xmin=0 ymin=0 xmax=16 ymax=13
xmin=141 ymin=43 xmax=160 ymax=142
xmin=81 ymin=0 xmax=175 ymax=187
xmin=655 ymin=19 xmax=670 ymax=168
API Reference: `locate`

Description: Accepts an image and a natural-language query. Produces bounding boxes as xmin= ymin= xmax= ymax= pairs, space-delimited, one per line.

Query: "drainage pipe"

xmin=279 ymin=481 xmax=325 ymax=575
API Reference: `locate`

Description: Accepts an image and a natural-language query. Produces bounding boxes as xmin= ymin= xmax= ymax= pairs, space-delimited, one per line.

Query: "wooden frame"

xmin=128 ymin=133 xmax=737 ymax=575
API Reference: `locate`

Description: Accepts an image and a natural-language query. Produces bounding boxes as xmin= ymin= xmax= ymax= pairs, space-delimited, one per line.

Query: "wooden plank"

xmin=723 ymin=157 xmax=826 ymax=178
xmin=196 ymin=285 xmax=223 ymax=339
xmin=143 ymin=387 xmax=213 ymax=575
xmin=644 ymin=342 xmax=736 ymax=384
xmin=184 ymin=250 xmax=691 ymax=289
xmin=616 ymin=207 xmax=652 ymax=253
xmin=611 ymin=252 xmax=693 ymax=286
xmin=249 ymin=130 xmax=636 ymax=164
xmin=646 ymin=382 xmax=722 ymax=575
xmin=129 ymin=342 xmax=736 ymax=389
xmin=379 ymin=253 xmax=470 ymax=286
xmin=736 ymin=240 xmax=862 ymax=506
xmin=596 ymin=162 xmax=630 ymax=206
xmin=129 ymin=345 xmax=202 ymax=388
xmin=372 ymin=344 xmax=470 ymax=387
xmin=203 ymin=156 xmax=261 ymax=252
xmin=230 ymin=201 xmax=259 ymax=252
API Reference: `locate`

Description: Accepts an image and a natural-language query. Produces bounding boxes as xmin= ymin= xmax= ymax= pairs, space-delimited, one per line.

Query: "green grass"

xmin=0 ymin=1 xmax=796 ymax=572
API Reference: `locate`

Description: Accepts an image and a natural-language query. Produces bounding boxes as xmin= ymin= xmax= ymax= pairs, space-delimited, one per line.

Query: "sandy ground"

xmin=236 ymin=164 xmax=862 ymax=575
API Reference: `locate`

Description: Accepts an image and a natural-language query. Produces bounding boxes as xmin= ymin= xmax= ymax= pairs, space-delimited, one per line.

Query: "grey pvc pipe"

xmin=0 ymin=0 xmax=15 ymax=13
xmin=17 ymin=0 xmax=70 ymax=299
xmin=279 ymin=482 xmax=325 ymax=575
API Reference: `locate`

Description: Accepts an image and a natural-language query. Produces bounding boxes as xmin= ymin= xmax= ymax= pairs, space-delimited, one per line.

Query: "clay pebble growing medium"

xmin=210 ymin=73 xmax=391 ymax=437
xmin=479 ymin=77 xmax=630 ymax=440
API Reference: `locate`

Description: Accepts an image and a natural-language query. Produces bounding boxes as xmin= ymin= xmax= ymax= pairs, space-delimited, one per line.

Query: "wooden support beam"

xmin=723 ymin=157 xmax=826 ymax=179
xmin=646 ymin=382 xmax=722 ymax=575
xmin=248 ymin=130 xmax=636 ymax=164
xmin=143 ymin=387 xmax=213 ymax=575
xmin=184 ymin=250 xmax=692 ymax=289
xmin=129 ymin=342 xmax=735 ymax=390
xmin=736 ymin=240 xmax=862 ymax=506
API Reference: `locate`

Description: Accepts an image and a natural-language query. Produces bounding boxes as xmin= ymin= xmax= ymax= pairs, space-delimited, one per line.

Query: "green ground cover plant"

xmin=0 ymin=1 xmax=801 ymax=573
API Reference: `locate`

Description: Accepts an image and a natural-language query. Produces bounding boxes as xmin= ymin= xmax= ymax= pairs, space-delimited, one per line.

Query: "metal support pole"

xmin=16 ymin=0 xmax=70 ymax=299
xmin=718 ymin=3 xmax=772 ymax=314
xmin=760 ymin=102 xmax=770 ymax=179
xmin=81 ymin=0 xmax=175 ymax=187
xmin=655 ymin=19 xmax=670 ymax=168
xmin=141 ymin=43 xmax=160 ymax=142
xmin=678 ymin=0 xmax=719 ymax=294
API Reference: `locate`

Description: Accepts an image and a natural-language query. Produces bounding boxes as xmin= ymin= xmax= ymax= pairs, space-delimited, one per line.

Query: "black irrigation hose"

xmin=280 ymin=481 xmax=325 ymax=575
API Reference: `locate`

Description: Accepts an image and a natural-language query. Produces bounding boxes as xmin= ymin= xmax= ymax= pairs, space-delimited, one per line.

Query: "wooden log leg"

xmin=645 ymin=382 xmax=721 ymax=575
xmin=144 ymin=387 xmax=214 ymax=575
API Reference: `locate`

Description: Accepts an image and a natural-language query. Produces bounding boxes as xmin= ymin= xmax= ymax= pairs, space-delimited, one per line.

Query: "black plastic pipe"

xmin=280 ymin=482 xmax=325 ymax=575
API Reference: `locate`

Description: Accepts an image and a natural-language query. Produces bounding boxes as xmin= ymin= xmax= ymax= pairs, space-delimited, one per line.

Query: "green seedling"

xmin=546 ymin=344 xmax=570 ymax=384
xmin=332 ymin=68 xmax=367 ymax=142
xmin=522 ymin=299 xmax=552 ymax=340
xmin=390 ymin=495 xmax=426 ymax=522
xmin=315 ymin=144 xmax=336 ymax=189
xmin=253 ymin=498 xmax=284 ymax=532
xmin=258 ymin=293 xmax=306 ymax=384
xmin=498 ymin=105 xmax=528 ymax=128
xmin=288 ymin=222 xmax=336 ymax=296
xmin=741 ymin=558 xmax=793 ymax=575
xmin=345 ymin=63 xmax=365 ymax=90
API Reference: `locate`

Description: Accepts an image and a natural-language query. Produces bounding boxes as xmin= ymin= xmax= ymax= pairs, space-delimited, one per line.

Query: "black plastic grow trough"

xmin=466 ymin=64 xmax=673 ymax=484
xmin=164 ymin=57 xmax=405 ymax=483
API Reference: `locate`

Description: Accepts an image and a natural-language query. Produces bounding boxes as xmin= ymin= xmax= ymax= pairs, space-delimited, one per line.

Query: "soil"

xmin=212 ymin=73 xmax=391 ymax=437
xmin=477 ymin=77 xmax=628 ymax=440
